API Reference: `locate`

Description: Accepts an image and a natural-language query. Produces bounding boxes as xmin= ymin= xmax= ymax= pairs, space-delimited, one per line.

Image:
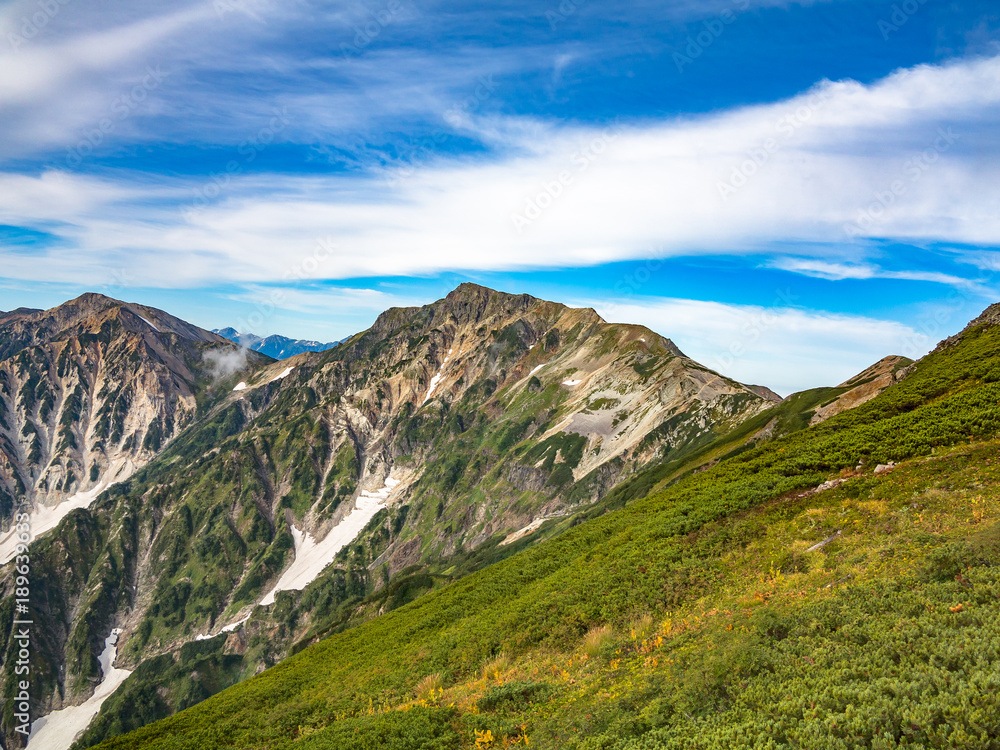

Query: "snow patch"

xmin=232 ymin=381 xmax=247 ymax=391
xmin=137 ymin=315 xmax=160 ymax=332
xmin=27 ymin=629 xmax=132 ymax=750
xmin=270 ymin=366 xmax=294 ymax=382
xmin=0 ymin=463 xmax=132 ymax=564
xmin=562 ymin=379 xmax=582 ymax=386
xmin=260 ymin=476 xmax=400 ymax=606
xmin=196 ymin=614 xmax=251 ymax=641
xmin=128 ymin=308 xmax=160 ymax=332
xmin=422 ymin=348 xmax=454 ymax=404
xmin=529 ymin=365 xmax=544 ymax=376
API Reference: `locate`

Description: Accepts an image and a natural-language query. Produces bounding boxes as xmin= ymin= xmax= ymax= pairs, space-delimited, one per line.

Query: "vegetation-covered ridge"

xmin=0 ymin=292 xmax=271 ymax=745
xmin=86 ymin=307 xmax=1000 ymax=749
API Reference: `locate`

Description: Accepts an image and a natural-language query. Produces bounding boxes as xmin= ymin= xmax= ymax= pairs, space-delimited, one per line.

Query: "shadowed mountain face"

xmin=211 ymin=328 xmax=343 ymax=360
xmin=0 ymin=293 xmax=270 ymax=523
xmin=0 ymin=284 xmax=783 ymax=749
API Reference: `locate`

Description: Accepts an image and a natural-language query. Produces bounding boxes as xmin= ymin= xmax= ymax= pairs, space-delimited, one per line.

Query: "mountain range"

xmin=211 ymin=328 xmax=344 ymax=360
xmin=2 ymin=284 xmax=995 ymax=750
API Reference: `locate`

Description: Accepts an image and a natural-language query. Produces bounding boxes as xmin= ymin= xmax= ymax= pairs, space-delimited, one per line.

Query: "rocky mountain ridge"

xmin=0 ymin=293 xmax=268 ymax=551
xmin=807 ymin=354 xmax=914 ymax=425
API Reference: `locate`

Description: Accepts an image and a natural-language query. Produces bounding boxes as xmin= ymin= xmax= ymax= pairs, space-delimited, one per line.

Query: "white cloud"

xmin=769 ymin=258 xmax=981 ymax=288
xmin=223 ymin=284 xmax=422 ymax=321
xmin=590 ymin=297 xmax=924 ymax=396
xmin=1 ymin=54 xmax=999 ymax=288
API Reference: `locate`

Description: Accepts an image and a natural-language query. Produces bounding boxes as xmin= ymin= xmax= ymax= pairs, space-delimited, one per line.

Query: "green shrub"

xmin=476 ymin=681 xmax=553 ymax=713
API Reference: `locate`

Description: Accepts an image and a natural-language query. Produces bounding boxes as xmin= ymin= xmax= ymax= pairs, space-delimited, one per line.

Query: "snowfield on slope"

xmin=27 ymin=630 xmax=131 ymax=750
xmin=259 ymin=477 xmax=401 ymax=606
xmin=196 ymin=614 xmax=251 ymax=642
xmin=0 ymin=461 xmax=133 ymax=564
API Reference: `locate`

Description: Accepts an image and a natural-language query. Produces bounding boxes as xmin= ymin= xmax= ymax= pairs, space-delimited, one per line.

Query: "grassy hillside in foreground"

xmin=88 ymin=313 xmax=1000 ymax=749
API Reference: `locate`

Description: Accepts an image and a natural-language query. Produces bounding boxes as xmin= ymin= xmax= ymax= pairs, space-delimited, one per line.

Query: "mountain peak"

xmin=444 ymin=281 xmax=533 ymax=303
xmin=49 ymin=292 xmax=127 ymax=320
xmin=438 ymin=283 xmax=540 ymax=325
xmin=71 ymin=291 xmax=122 ymax=307
xmin=0 ymin=293 xmax=233 ymax=364
xmin=212 ymin=327 xmax=342 ymax=359
xmin=930 ymin=300 xmax=1000 ymax=353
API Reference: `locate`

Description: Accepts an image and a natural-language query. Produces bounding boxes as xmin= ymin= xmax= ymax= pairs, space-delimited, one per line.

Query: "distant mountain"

xmin=212 ymin=327 xmax=344 ymax=360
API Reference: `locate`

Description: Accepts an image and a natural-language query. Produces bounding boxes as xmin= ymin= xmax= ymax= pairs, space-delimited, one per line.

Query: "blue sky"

xmin=0 ymin=0 xmax=998 ymax=393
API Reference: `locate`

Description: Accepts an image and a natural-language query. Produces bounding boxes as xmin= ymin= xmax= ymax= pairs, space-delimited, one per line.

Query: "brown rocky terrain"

xmin=808 ymin=354 xmax=913 ymax=425
xmin=0 ymin=293 xmax=268 ymax=534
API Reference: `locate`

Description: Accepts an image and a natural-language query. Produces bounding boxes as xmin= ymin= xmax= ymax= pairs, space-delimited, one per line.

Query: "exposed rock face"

xmin=298 ymin=284 xmax=774 ymax=532
xmin=0 ymin=293 xmax=268 ymax=522
xmin=808 ymin=355 xmax=913 ymax=425
xmin=931 ymin=302 xmax=1000 ymax=354
xmin=745 ymin=384 xmax=783 ymax=402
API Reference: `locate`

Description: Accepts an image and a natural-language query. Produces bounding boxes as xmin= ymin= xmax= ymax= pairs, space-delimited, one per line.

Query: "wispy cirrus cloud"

xmin=1 ymin=53 xmax=999 ymax=291
xmin=768 ymin=258 xmax=984 ymax=288
xmin=1 ymin=0 xmax=834 ymax=162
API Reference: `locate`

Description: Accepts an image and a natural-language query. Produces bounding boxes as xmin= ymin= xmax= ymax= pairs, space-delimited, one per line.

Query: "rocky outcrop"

xmin=809 ymin=355 xmax=913 ymax=425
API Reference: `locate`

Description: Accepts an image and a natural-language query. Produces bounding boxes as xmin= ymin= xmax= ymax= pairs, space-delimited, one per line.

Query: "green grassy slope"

xmin=89 ymin=312 xmax=1000 ymax=750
